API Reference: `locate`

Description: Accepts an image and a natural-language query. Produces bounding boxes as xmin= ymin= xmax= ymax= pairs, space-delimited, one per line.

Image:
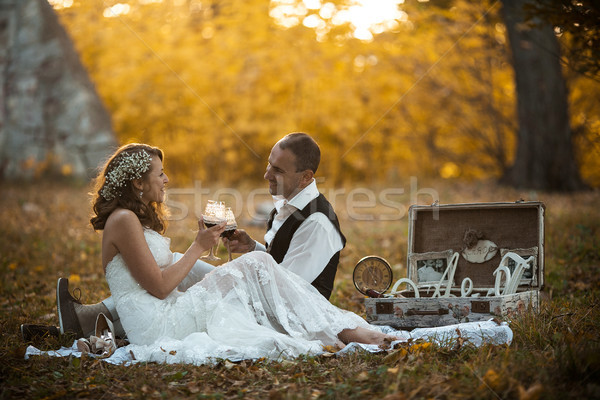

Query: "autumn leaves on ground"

xmin=1 ymin=181 xmax=599 ymax=399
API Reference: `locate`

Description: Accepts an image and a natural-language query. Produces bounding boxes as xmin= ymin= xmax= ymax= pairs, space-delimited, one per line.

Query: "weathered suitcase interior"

xmin=404 ymin=201 xmax=545 ymax=294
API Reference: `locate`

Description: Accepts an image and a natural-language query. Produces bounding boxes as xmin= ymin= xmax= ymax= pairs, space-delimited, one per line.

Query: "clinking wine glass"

xmin=200 ymin=200 xmax=226 ymax=261
xmin=222 ymin=207 xmax=237 ymax=261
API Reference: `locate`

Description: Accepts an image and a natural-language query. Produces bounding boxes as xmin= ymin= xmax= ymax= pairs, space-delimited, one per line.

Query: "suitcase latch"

xmin=471 ymin=300 xmax=490 ymax=313
xmin=405 ymin=308 xmax=449 ymax=316
xmin=376 ymin=302 xmax=394 ymax=314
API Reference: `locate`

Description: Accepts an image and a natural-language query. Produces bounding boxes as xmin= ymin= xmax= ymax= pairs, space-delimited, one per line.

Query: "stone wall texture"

xmin=0 ymin=0 xmax=117 ymax=180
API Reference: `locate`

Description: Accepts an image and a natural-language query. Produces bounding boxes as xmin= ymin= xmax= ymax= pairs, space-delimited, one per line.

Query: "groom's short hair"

xmin=278 ymin=132 xmax=320 ymax=174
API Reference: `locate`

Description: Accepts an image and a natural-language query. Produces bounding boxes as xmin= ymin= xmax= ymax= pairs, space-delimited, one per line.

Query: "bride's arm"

xmin=104 ymin=210 xmax=224 ymax=299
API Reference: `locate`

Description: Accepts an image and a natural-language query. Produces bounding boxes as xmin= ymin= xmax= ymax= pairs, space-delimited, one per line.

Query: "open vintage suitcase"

xmin=365 ymin=201 xmax=545 ymax=330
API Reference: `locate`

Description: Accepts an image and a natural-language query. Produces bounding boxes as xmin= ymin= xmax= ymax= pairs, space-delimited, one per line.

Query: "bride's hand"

xmin=194 ymin=217 xmax=226 ymax=251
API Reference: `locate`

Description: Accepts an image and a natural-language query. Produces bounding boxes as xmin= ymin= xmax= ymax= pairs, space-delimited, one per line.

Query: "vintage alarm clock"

xmin=353 ymin=256 xmax=393 ymax=297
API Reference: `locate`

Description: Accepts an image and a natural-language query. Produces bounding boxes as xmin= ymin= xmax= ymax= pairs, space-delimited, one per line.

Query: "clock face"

xmin=353 ymin=256 xmax=393 ymax=295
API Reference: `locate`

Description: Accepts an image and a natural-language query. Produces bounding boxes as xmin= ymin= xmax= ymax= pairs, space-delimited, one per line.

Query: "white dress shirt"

xmin=254 ymin=179 xmax=344 ymax=284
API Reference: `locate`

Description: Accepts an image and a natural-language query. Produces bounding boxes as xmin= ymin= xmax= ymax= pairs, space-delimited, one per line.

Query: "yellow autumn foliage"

xmin=52 ymin=0 xmax=600 ymax=186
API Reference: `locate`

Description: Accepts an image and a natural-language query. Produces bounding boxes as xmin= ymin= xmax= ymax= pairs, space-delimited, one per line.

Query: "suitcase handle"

xmin=406 ymin=308 xmax=449 ymax=316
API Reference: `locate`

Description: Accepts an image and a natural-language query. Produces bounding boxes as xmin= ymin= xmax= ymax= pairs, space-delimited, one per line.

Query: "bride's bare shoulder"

xmin=105 ymin=208 xmax=142 ymax=229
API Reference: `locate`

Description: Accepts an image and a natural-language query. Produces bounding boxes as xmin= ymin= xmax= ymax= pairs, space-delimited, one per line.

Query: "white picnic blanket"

xmin=25 ymin=319 xmax=512 ymax=366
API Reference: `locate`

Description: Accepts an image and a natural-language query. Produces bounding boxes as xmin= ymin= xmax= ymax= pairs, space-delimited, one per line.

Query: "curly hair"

xmin=90 ymin=143 xmax=168 ymax=233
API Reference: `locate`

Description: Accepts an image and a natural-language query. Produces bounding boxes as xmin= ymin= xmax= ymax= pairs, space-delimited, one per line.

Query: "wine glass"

xmin=200 ymin=200 xmax=225 ymax=261
xmin=222 ymin=207 xmax=237 ymax=261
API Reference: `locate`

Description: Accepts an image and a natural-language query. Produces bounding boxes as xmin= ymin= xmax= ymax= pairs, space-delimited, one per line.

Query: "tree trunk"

xmin=499 ymin=0 xmax=587 ymax=191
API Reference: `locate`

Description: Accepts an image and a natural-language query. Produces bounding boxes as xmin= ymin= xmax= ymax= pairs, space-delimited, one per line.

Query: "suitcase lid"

xmin=407 ymin=201 xmax=545 ymax=291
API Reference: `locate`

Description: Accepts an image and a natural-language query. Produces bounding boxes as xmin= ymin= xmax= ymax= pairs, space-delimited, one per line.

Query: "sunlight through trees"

xmin=48 ymin=0 xmax=600 ymax=187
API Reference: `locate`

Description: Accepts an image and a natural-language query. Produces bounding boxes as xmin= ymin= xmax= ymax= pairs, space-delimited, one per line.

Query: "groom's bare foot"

xmin=338 ymin=327 xmax=402 ymax=349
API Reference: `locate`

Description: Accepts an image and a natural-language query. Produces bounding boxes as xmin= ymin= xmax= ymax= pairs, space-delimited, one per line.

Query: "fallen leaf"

xmin=383 ymin=348 xmax=408 ymax=364
xmin=410 ymin=342 xmax=432 ymax=353
xmin=574 ymin=281 xmax=591 ymax=291
xmin=269 ymin=389 xmax=283 ymax=400
xmin=518 ymin=383 xmax=543 ymax=400
xmin=187 ymin=384 xmax=201 ymax=394
xmin=356 ymin=371 xmax=369 ymax=381
xmin=280 ymin=359 xmax=296 ymax=367
xmin=322 ymin=345 xmax=339 ymax=353
xmin=382 ymin=393 xmax=408 ymax=400
xmin=480 ymin=368 xmax=506 ymax=392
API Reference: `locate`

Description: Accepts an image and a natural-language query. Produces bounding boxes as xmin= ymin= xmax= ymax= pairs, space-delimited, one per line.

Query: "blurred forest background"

xmin=2 ymin=2 xmax=600 ymax=397
xmin=37 ymin=0 xmax=600 ymax=189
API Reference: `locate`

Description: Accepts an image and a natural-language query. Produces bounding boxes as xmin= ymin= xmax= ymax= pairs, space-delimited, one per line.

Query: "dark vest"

xmin=266 ymin=193 xmax=346 ymax=300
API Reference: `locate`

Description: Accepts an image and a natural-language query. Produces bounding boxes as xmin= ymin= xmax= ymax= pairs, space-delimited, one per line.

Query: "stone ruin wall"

xmin=0 ymin=0 xmax=117 ymax=180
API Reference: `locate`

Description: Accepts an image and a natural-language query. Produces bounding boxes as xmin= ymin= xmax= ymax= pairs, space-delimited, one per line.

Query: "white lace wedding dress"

xmin=104 ymin=229 xmax=371 ymax=364
xmin=25 ymin=229 xmax=513 ymax=364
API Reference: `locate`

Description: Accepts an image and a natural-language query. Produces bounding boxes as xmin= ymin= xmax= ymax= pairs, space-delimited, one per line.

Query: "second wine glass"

xmin=222 ymin=207 xmax=237 ymax=261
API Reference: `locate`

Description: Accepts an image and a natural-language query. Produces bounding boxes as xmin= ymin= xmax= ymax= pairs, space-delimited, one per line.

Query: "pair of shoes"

xmin=76 ymin=313 xmax=117 ymax=358
xmin=21 ymin=324 xmax=59 ymax=342
xmin=56 ymin=278 xmax=84 ymax=338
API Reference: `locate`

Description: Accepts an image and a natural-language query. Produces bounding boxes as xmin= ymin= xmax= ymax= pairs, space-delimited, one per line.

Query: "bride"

xmin=91 ymin=143 xmax=399 ymax=362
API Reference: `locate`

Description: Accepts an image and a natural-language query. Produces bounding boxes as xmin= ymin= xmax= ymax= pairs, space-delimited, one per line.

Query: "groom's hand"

xmin=222 ymin=229 xmax=255 ymax=253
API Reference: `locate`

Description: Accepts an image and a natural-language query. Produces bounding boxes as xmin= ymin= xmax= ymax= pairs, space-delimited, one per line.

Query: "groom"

xmin=225 ymin=132 xmax=345 ymax=298
xmin=57 ymin=132 xmax=346 ymax=338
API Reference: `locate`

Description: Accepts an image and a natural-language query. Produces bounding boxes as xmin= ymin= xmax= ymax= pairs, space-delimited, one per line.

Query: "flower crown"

xmin=100 ymin=150 xmax=153 ymax=201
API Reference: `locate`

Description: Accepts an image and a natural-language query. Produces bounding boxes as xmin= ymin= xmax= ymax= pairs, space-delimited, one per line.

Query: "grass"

xmin=1 ymin=180 xmax=599 ymax=399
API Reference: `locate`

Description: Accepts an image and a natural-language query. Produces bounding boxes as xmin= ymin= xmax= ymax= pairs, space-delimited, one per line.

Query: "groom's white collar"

xmin=272 ymin=179 xmax=318 ymax=213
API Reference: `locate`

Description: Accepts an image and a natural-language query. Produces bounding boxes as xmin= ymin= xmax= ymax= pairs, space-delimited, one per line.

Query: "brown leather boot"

xmin=56 ymin=277 xmax=84 ymax=337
